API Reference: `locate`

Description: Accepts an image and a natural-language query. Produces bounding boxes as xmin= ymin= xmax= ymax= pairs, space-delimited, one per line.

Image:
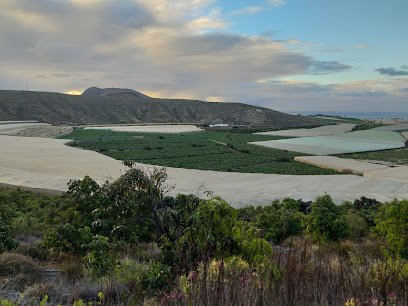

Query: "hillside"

xmin=0 ymin=89 xmax=318 ymax=128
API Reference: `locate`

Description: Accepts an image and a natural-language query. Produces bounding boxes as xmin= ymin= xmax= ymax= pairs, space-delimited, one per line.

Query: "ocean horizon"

xmin=288 ymin=111 xmax=408 ymax=119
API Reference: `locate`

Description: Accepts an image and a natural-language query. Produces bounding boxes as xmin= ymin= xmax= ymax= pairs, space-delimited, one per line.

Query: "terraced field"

xmin=62 ymin=129 xmax=338 ymax=175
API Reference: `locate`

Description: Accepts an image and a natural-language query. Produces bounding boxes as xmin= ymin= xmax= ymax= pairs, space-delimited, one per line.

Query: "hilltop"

xmin=0 ymin=89 xmax=318 ymax=128
xmin=82 ymin=87 xmax=152 ymax=99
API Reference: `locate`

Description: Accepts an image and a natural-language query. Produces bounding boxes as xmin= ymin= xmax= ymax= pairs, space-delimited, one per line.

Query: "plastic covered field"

xmin=250 ymin=130 xmax=406 ymax=155
xmin=255 ymin=123 xmax=356 ymax=137
xmin=84 ymin=125 xmax=203 ymax=133
xmin=373 ymin=124 xmax=408 ymax=131
xmin=1 ymin=135 xmax=408 ymax=205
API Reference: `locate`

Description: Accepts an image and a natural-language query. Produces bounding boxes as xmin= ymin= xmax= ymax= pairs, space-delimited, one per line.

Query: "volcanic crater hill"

xmin=0 ymin=89 xmax=318 ymax=128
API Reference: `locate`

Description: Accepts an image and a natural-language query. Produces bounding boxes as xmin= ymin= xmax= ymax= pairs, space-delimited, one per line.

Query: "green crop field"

xmin=340 ymin=148 xmax=408 ymax=165
xmin=62 ymin=129 xmax=339 ymax=175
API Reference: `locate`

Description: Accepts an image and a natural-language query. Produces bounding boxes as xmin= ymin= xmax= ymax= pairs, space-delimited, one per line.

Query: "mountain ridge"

xmin=82 ymin=87 xmax=152 ymax=99
xmin=0 ymin=89 xmax=318 ymax=128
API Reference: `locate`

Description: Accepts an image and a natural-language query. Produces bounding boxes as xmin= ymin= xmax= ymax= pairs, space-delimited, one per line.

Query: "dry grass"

xmin=161 ymin=238 xmax=408 ymax=306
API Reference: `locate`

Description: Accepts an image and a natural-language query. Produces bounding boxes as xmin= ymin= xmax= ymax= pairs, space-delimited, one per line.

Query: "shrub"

xmin=15 ymin=244 xmax=50 ymax=261
xmin=115 ymin=258 xmax=149 ymax=286
xmin=256 ymin=199 xmax=305 ymax=244
xmin=374 ymin=199 xmax=408 ymax=259
xmin=0 ymin=253 xmax=40 ymax=276
xmin=143 ymin=262 xmax=172 ymax=291
xmin=0 ymin=220 xmax=18 ymax=253
xmin=344 ymin=211 xmax=368 ymax=238
xmin=306 ymin=195 xmax=348 ymax=242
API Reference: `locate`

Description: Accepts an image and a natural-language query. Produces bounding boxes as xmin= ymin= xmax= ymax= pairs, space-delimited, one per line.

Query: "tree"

xmin=44 ymin=162 xmax=172 ymax=256
xmin=256 ymin=198 xmax=305 ymax=244
xmin=375 ymin=199 xmax=408 ymax=259
xmin=181 ymin=197 xmax=240 ymax=263
xmin=305 ymin=195 xmax=348 ymax=242
xmin=0 ymin=219 xmax=18 ymax=253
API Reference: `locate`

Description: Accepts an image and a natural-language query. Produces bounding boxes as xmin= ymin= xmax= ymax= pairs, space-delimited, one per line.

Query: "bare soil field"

xmin=294 ymin=156 xmax=389 ymax=175
xmin=363 ymin=166 xmax=408 ymax=182
xmin=84 ymin=125 xmax=203 ymax=133
xmin=255 ymin=123 xmax=356 ymax=137
xmin=403 ymin=131 xmax=408 ymax=139
xmin=0 ymin=122 xmax=49 ymax=135
xmin=1 ymin=135 xmax=408 ymax=206
xmin=13 ymin=125 xmax=73 ymax=138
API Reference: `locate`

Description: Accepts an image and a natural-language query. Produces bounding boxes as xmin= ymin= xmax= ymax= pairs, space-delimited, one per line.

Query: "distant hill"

xmin=82 ymin=87 xmax=152 ymax=99
xmin=0 ymin=89 xmax=319 ymax=128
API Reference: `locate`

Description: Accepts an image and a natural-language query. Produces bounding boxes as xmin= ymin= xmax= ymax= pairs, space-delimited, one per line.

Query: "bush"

xmin=0 ymin=220 xmax=18 ymax=253
xmin=374 ymin=199 xmax=408 ymax=259
xmin=115 ymin=258 xmax=149 ymax=286
xmin=306 ymin=195 xmax=348 ymax=242
xmin=143 ymin=262 xmax=171 ymax=291
xmin=0 ymin=253 xmax=40 ymax=277
xmin=15 ymin=244 xmax=50 ymax=261
xmin=256 ymin=198 xmax=305 ymax=244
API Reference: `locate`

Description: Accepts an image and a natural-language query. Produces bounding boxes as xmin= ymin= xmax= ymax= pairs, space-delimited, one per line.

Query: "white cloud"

xmin=231 ymin=6 xmax=263 ymax=16
xmin=186 ymin=8 xmax=228 ymax=32
xmin=267 ymin=0 xmax=287 ymax=7
xmin=0 ymin=0 xmax=405 ymax=112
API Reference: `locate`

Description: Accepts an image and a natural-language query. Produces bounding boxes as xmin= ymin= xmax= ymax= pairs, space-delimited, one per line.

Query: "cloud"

xmin=231 ymin=6 xmax=263 ymax=16
xmin=309 ymin=61 xmax=352 ymax=74
xmin=186 ymin=8 xmax=228 ymax=32
xmin=0 ymin=0 xmax=406 ymax=113
xmin=206 ymin=96 xmax=226 ymax=102
xmin=267 ymin=0 xmax=287 ymax=7
xmin=375 ymin=67 xmax=408 ymax=76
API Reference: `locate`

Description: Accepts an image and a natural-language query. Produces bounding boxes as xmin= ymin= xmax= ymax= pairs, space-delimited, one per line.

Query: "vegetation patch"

xmin=339 ymin=147 xmax=408 ymax=165
xmin=0 ymin=166 xmax=407 ymax=305
xmin=61 ymin=129 xmax=338 ymax=175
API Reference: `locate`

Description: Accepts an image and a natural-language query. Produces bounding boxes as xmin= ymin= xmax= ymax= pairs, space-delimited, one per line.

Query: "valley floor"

xmin=1 ymin=135 xmax=408 ymax=206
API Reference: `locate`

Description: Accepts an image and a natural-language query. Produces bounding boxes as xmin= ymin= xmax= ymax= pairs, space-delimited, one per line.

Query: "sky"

xmin=0 ymin=0 xmax=407 ymax=112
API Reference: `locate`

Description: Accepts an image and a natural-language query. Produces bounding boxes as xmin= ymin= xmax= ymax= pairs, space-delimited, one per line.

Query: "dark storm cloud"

xmin=375 ymin=67 xmax=408 ymax=76
xmin=309 ymin=61 xmax=352 ymax=74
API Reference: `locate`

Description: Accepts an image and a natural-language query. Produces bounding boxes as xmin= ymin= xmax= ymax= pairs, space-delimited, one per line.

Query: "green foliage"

xmin=340 ymin=148 xmax=408 ymax=165
xmin=344 ymin=211 xmax=368 ymax=238
xmin=63 ymin=129 xmax=338 ymax=175
xmin=143 ymin=262 xmax=172 ymax=291
xmin=44 ymin=163 xmax=170 ymax=256
xmin=306 ymin=195 xmax=348 ymax=242
xmin=374 ymin=199 xmax=408 ymax=259
xmin=351 ymin=122 xmax=383 ymax=131
xmin=0 ymin=189 xmax=59 ymax=235
xmin=181 ymin=197 xmax=240 ymax=261
xmin=255 ymin=198 xmax=305 ymax=244
xmin=240 ymin=236 xmax=273 ymax=263
xmin=352 ymin=196 xmax=382 ymax=227
xmin=84 ymin=235 xmax=117 ymax=278
xmin=0 ymin=219 xmax=18 ymax=253
xmin=43 ymin=224 xmax=93 ymax=255
xmin=115 ymin=258 xmax=149 ymax=286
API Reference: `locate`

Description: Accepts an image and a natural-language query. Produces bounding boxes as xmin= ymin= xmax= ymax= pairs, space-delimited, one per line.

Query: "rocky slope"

xmin=0 ymin=89 xmax=318 ymax=128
